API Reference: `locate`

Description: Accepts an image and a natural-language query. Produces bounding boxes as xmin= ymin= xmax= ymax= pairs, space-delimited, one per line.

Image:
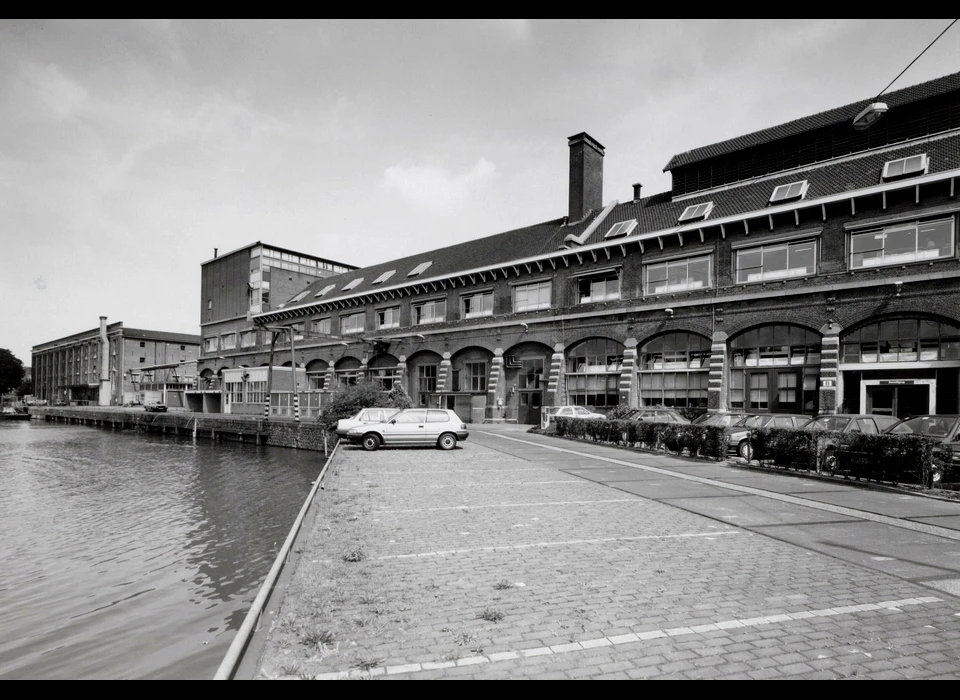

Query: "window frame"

xmin=644 ymin=254 xmax=713 ymax=295
xmin=414 ymin=298 xmax=446 ymax=325
xmin=376 ymin=305 xmax=401 ymax=330
xmin=340 ymin=312 xmax=365 ymax=335
xmin=735 ymin=239 xmax=818 ymax=284
xmin=769 ymin=180 xmax=809 ymax=204
xmin=513 ymin=279 xmax=552 ymax=313
xmin=577 ymin=271 xmax=621 ymax=304
xmin=848 ymin=217 xmax=955 ymax=270
xmin=460 ymin=290 xmax=494 ymax=319
xmin=678 ymin=201 xmax=714 ymax=223
xmin=881 ymin=153 xmax=928 ymax=182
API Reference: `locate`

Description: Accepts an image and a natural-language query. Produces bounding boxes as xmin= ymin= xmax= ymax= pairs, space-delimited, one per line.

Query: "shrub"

xmin=606 ymin=405 xmax=636 ymax=421
xmin=750 ymin=427 xmax=823 ymax=471
xmin=840 ymin=432 xmax=944 ymax=486
xmin=548 ymin=416 xmax=727 ymax=460
xmin=320 ymin=378 xmax=408 ymax=432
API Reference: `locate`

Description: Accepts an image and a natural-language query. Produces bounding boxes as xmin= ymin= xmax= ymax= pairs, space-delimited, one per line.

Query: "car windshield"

xmin=736 ymin=415 xmax=765 ymax=429
xmin=889 ymin=416 xmax=958 ymax=437
xmin=704 ymin=414 xmax=744 ymax=427
xmin=806 ymin=416 xmax=850 ymax=431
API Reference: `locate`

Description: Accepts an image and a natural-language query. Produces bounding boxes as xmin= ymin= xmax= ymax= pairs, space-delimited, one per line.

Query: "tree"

xmin=0 ymin=349 xmax=24 ymax=394
xmin=17 ymin=379 xmax=34 ymax=397
xmin=319 ymin=377 xmax=415 ymax=432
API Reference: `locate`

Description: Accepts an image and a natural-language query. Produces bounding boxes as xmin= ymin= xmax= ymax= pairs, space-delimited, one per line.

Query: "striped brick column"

xmin=487 ymin=349 xmax=504 ymax=398
xmin=436 ymin=352 xmax=452 ymax=392
xmin=293 ymin=392 xmax=300 ymax=423
xmin=324 ymin=365 xmax=336 ymax=391
xmin=619 ymin=338 xmax=639 ymax=408
xmin=545 ymin=343 xmax=565 ymax=407
xmin=818 ymin=326 xmax=841 ymax=415
xmin=396 ymin=355 xmax=407 ymax=393
xmin=708 ymin=332 xmax=728 ymax=412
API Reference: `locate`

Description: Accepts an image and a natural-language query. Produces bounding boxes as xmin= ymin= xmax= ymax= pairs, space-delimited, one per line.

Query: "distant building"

xmin=32 ymin=317 xmax=201 ymax=406
xmin=189 ymin=243 xmax=356 ymax=413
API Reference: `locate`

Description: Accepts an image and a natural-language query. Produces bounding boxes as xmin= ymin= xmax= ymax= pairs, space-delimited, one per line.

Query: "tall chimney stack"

xmin=568 ymin=132 xmax=605 ymax=222
xmin=214 ymin=248 xmax=218 ymax=258
xmin=98 ymin=316 xmax=112 ymax=406
xmin=632 ymin=183 xmax=643 ymax=202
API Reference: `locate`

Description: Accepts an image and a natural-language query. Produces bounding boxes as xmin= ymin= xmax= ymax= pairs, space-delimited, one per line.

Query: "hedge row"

xmin=749 ymin=427 xmax=952 ymax=487
xmin=551 ymin=417 xmax=728 ymax=460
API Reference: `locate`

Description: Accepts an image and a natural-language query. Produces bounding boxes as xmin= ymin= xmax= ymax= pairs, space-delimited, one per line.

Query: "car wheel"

xmin=737 ymin=439 xmax=753 ymax=460
xmin=361 ymin=433 xmax=380 ymax=452
xmin=437 ymin=433 xmax=457 ymax=451
xmin=820 ymin=448 xmax=837 ymax=473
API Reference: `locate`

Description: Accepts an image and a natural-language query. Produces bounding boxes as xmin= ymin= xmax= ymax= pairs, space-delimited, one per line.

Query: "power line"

xmin=875 ymin=18 xmax=958 ymax=100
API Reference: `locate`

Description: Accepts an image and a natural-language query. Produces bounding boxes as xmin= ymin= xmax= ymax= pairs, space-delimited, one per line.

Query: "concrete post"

xmin=98 ymin=316 xmax=111 ymax=406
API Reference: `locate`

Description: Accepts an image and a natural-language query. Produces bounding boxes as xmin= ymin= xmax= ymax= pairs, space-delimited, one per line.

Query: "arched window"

xmin=841 ymin=319 xmax=960 ymax=364
xmin=369 ymin=355 xmax=400 ymax=391
xmin=565 ymin=339 xmax=624 ymax=407
xmin=729 ymin=325 xmax=821 ymax=414
xmin=639 ymin=332 xmax=710 ymax=408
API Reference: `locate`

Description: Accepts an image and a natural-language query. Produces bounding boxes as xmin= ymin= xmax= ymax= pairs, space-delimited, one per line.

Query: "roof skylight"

xmin=678 ymin=202 xmax=714 ymax=223
xmin=314 ymin=284 xmax=335 ymax=298
xmin=605 ymin=219 xmax=638 ymax=239
xmin=289 ymin=290 xmax=309 ymax=304
xmin=769 ymin=180 xmax=808 ymax=204
xmin=882 ymin=154 xmax=928 ymax=181
xmin=372 ymin=270 xmax=396 ymax=285
xmin=341 ymin=278 xmax=364 ymax=291
xmin=407 ymin=261 xmax=433 ymax=277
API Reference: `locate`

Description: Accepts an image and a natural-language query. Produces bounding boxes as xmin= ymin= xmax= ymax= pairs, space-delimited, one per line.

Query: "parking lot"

xmin=253 ymin=426 xmax=960 ymax=679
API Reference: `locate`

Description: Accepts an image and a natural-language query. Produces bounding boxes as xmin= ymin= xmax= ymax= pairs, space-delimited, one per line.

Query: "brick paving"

xmin=253 ymin=435 xmax=960 ymax=679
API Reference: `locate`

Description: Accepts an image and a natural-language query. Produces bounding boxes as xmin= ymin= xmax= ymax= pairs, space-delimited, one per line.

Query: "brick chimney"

xmin=568 ymin=132 xmax=605 ymax=222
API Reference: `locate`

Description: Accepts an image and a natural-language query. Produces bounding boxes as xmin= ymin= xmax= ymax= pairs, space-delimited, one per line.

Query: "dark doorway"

xmin=866 ymin=383 xmax=930 ymax=419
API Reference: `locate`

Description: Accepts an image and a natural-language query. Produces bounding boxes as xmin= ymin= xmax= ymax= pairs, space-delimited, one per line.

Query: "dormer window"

xmin=678 ymin=201 xmax=714 ymax=223
xmin=289 ymin=290 xmax=309 ymax=304
xmin=882 ymin=154 xmax=928 ymax=182
xmin=314 ymin=284 xmax=335 ymax=298
xmin=407 ymin=261 xmax=432 ymax=277
xmin=341 ymin=277 xmax=364 ymax=291
xmin=605 ymin=219 xmax=638 ymax=239
xmin=372 ymin=270 xmax=395 ymax=285
xmin=769 ymin=180 xmax=808 ymax=204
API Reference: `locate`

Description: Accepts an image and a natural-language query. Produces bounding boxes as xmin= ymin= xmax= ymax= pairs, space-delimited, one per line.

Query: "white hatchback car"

xmin=336 ymin=407 xmax=402 ymax=438
xmin=347 ymin=408 xmax=469 ymax=451
xmin=553 ymin=406 xmax=606 ymax=420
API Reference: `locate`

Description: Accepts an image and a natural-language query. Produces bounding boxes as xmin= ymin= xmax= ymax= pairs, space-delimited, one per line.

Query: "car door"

xmin=384 ymin=410 xmax=427 ymax=445
xmin=424 ymin=410 xmax=452 ymax=444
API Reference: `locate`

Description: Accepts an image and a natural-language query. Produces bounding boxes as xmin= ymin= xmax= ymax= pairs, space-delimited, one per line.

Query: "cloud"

xmin=20 ymin=62 xmax=87 ymax=119
xmin=381 ymin=157 xmax=497 ymax=215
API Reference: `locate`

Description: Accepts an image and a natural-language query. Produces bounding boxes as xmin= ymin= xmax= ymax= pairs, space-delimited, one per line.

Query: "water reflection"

xmin=0 ymin=421 xmax=320 ymax=679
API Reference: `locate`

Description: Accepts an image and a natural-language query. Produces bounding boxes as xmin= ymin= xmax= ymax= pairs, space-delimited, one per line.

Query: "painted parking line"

xmin=341 ymin=480 xmax=583 ymax=490
xmin=304 ymin=596 xmax=943 ymax=680
xmin=376 ymin=530 xmax=739 ymax=560
xmin=480 ymin=432 xmax=960 ymax=543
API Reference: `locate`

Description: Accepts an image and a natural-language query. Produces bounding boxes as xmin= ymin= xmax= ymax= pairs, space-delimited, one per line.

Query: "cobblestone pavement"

xmin=254 ymin=431 xmax=960 ymax=680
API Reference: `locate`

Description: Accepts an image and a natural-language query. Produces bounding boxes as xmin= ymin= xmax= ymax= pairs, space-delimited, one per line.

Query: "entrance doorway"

xmin=865 ymin=381 xmax=933 ymax=419
xmin=506 ymin=357 xmax=544 ymax=425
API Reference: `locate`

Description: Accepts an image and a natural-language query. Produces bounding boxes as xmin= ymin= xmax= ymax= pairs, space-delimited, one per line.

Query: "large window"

xmin=370 ymin=368 xmax=399 ymax=390
xmin=639 ymin=332 xmax=710 ymax=409
xmin=850 ymin=218 xmax=954 ymax=269
xmin=377 ymin=306 xmax=400 ymax=330
xmin=578 ymin=272 xmax=620 ymax=303
xmin=203 ymin=337 xmax=218 ymax=353
xmin=729 ymin=325 xmax=821 ymax=414
xmin=415 ymin=299 xmax=445 ymax=325
xmin=645 ymin=255 xmax=711 ymax=295
xmin=736 ymin=240 xmax=817 ymax=283
xmin=240 ymin=330 xmax=257 ymax=348
xmin=565 ymin=338 xmax=624 ymax=407
xmin=340 ymin=312 xmax=365 ymax=334
xmin=842 ymin=319 xmax=960 ymax=364
xmin=461 ymin=291 xmax=493 ymax=319
xmin=225 ymin=381 xmax=243 ymax=404
xmin=465 ymin=362 xmax=487 ymax=391
xmin=311 ymin=318 xmax=331 ymax=335
xmin=245 ymin=380 xmax=267 ymax=404
xmin=417 ymin=365 xmax=437 ymax=404
xmin=514 ymin=281 xmax=551 ymax=312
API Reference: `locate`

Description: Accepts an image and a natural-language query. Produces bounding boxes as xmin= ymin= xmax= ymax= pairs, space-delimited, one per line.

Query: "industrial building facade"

xmin=215 ymin=73 xmax=960 ymax=425
xmin=32 ymin=317 xmax=201 ymax=406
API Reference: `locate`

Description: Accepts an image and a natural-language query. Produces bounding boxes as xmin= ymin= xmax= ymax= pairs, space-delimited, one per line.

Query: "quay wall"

xmin=28 ymin=407 xmax=332 ymax=453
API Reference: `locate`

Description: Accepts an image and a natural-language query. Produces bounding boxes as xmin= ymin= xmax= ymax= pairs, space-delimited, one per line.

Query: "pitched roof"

xmin=268 ymin=133 xmax=960 ymax=315
xmin=123 ymin=328 xmax=202 ymax=344
xmin=663 ymin=72 xmax=960 ymax=171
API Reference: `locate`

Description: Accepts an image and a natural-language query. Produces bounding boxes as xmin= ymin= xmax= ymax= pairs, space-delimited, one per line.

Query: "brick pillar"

xmin=545 ymin=343 xmax=565 ymax=407
xmin=818 ymin=323 xmax=841 ymax=415
xmin=324 ymin=365 xmax=336 ymax=392
xmin=437 ymin=352 xmax=452 ymax=392
xmin=293 ymin=392 xmax=300 ymax=423
xmin=488 ymin=348 xmax=505 ymax=420
xmin=708 ymin=332 xmax=728 ymax=412
xmin=620 ymin=338 xmax=638 ymax=408
xmin=396 ymin=355 xmax=407 ymax=394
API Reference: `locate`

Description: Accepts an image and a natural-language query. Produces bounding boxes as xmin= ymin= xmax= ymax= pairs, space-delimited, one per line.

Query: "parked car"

xmin=692 ymin=412 xmax=748 ymax=428
xmin=728 ymin=414 xmax=812 ymax=459
xmin=802 ymin=414 xmax=902 ymax=471
xmin=839 ymin=415 xmax=960 ymax=484
xmin=335 ymin=407 xmax=402 ymax=437
xmin=347 ymin=408 xmax=469 ymax=451
xmin=144 ymin=403 xmax=167 ymax=413
xmin=552 ymin=406 xmax=606 ymax=420
xmin=626 ymin=408 xmax=691 ymax=424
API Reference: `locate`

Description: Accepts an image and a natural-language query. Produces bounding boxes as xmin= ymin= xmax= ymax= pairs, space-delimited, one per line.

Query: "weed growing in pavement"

xmin=300 ymin=628 xmax=335 ymax=647
xmin=353 ymin=616 xmax=371 ymax=628
xmin=455 ymin=631 xmax=478 ymax=646
xmin=342 ymin=547 xmax=365 ymax=563
xmin=353 ymin=657 xmax=384 ymax=671
xmin=279 ymin=662 xmax=301 ymax=677
xmin=357 ymin=592 xmax=383 ymax=605
xmin=478 ymin=607 xmax=505 ymax=622
xmin=493 ymin=580 xmax=515 ymax=590
xmin=296 ymin=670 xmax=317 ymax=680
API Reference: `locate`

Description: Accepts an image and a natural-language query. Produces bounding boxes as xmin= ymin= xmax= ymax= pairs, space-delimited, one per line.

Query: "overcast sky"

xmin=2 ymin=19 xmax=958 ymax=365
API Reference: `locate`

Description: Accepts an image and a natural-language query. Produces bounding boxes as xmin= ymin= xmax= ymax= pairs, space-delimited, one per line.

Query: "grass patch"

xmin=341 ymin=547 xmax=366 ymax=563
xmin=477 ymin=607 xmax=505 ymax=623
xmin=300 ymin=628 xmax=335 ymax=647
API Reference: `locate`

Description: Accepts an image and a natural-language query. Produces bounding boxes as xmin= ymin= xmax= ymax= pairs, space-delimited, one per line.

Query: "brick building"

xmin=32 ymin=317 xmax=201 ymax=406
xmin=234 ymin=72 xmax=959 ymax=425
xmin=190 ymin=243 xmax=356 ymax=412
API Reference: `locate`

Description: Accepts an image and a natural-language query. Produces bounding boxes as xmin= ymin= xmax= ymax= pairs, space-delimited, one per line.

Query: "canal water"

xmin=0 ymin=420 xmax=322 ymax=679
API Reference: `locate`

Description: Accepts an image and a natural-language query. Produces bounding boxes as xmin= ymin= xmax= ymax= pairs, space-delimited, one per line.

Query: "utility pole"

xmin=265 ymin=330 xmax=279 ymax=419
